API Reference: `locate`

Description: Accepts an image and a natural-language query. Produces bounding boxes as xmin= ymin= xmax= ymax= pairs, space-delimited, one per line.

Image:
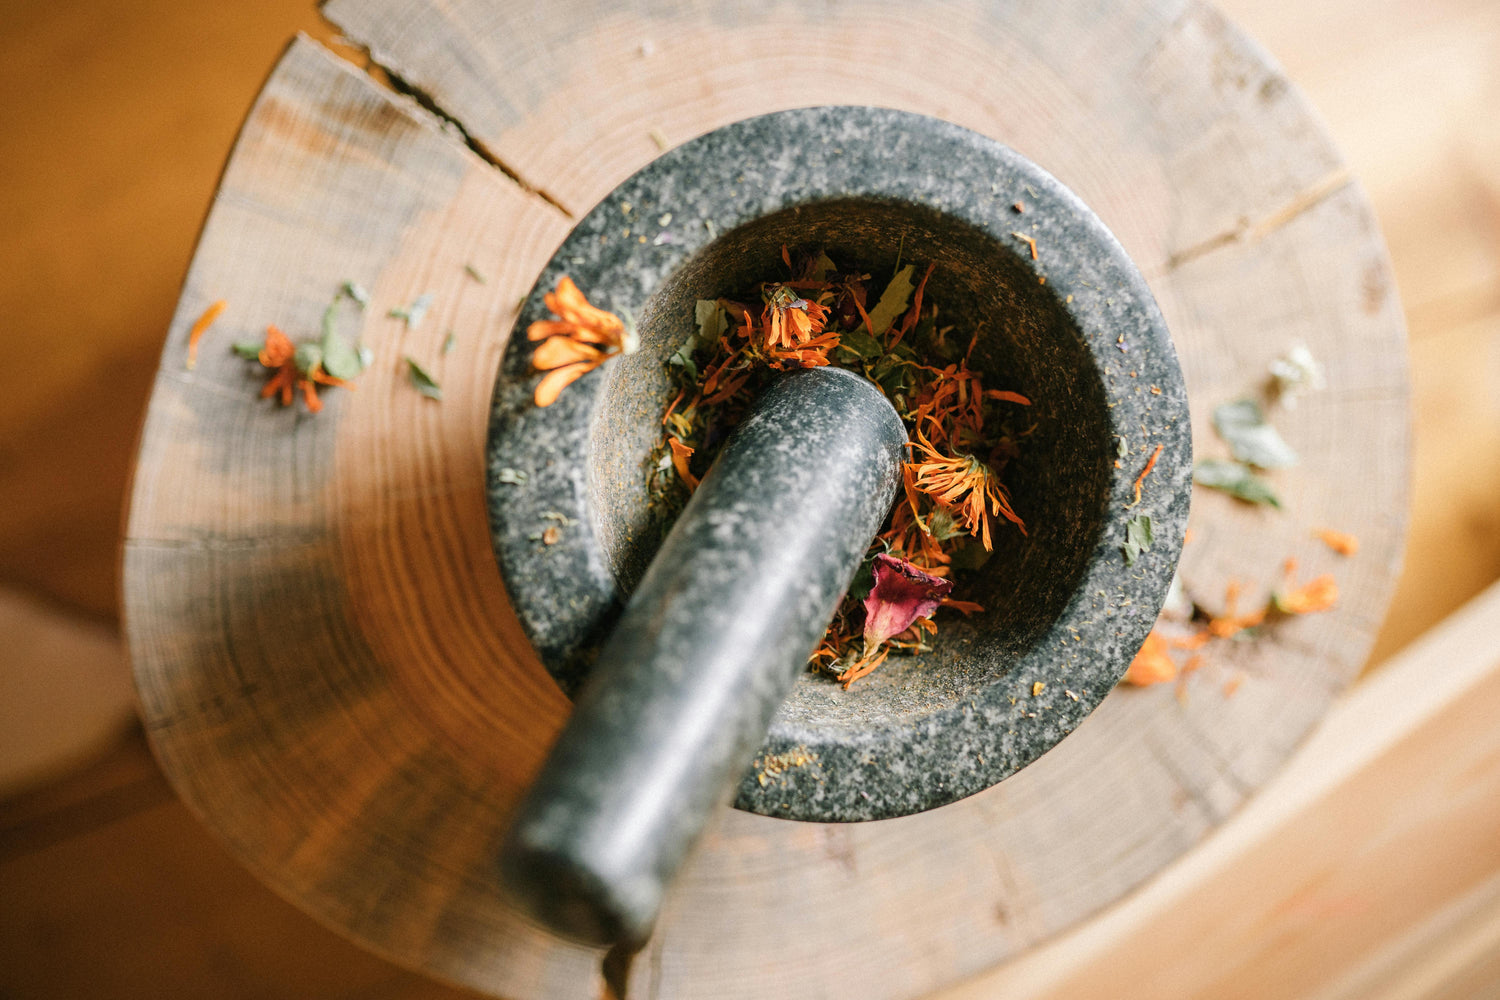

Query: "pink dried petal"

xmin=862 ymin=554 xmax=953 ymax=648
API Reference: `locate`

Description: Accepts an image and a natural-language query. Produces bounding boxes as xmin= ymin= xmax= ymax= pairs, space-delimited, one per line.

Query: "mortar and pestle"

xmin=486 ymin=107 xmax=1191 ymax=948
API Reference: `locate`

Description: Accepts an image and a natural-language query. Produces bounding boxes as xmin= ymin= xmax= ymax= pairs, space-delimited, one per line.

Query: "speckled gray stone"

xmin=498 ymin=368 xmax=904 ymax=946
xmin=486 ymin=106 xmax=1192 ymax=825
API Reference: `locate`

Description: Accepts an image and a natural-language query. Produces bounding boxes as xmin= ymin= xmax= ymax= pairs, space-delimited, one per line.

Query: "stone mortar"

xmin=486 ymin=106 xmax=1192 ymax=823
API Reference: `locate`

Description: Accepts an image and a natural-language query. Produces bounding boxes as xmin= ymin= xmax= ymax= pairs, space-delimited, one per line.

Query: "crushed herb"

xmin=341 ymin=281 xmax=370 ymax=307
xmin=1010 ymin=231 xmax=1038 ymax=260
xmin=319 ymin=297 xmax=365 ymax=380
xmin=1129 ymin=443 xmax=1164 ymax=507
xmin=1122 ymin=514 xmax=1154 ymax=565
xmin=243 ymin=323 xmax=353 ymax=414
xmin=1213 ymin=399 xmax=1297 ymax=469
xmin=388 ymin=292 xmax=434 ymax=330
xmin=620 ymin=246 xmax=1033 ymax=686
xmin=185 ymin=299 xmax=227 ymax=370
xmin=442 ymin=330 xmax=457 ymax=355
xmin=496 ymin=467 xmax=529 ymax=486
xmin=464 ymin=264 xmax=487 ymax=284
xmin=1193 ymin=458 xmax=1282 ymax=507
xmin=1315 ymin=528 xmax=1359 ymax=556
xmin=405 ymin=357 xmax=442 ymax=400
xmin=1269 ymin=343 xmax=1325 ymax=408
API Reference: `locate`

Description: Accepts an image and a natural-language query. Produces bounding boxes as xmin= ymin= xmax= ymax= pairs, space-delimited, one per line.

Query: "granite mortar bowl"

xmin=487 ymin=106 xmax=1192 ymax=824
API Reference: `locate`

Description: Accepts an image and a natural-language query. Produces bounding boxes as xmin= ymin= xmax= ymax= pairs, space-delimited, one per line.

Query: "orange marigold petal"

xmin=1122 ymin=630 xmax=1177 ymax=686
xmin=534 ymin=361 xmax=591 ymax=407
xmin=185 ymin=299 xmax=227 ymax=370
xmin=533 ymin=335 xmax=603 ymax=370
xmin=1315 ymin=528 xmax=1360 ymax=556
xmin=667 ymin=436 xmax=699 ymax=490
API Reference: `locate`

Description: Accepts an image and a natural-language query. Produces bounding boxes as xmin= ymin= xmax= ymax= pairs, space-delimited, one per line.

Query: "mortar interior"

xmin=586 ymin=196 xmax=1112 ymax=737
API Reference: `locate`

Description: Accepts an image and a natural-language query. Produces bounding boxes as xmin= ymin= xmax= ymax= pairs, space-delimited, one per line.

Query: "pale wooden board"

xmin=938 ymin=577 xmax=1500 ymax=1000
xmin=123 ymin=2 xmax=1409 ymax=998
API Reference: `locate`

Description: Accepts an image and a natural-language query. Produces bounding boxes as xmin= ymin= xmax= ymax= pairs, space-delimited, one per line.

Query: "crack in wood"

xmin=319 ymin=36 xmax=575 ymax=220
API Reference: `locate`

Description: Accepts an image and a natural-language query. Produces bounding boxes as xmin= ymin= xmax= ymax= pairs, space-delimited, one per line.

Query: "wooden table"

xmin=119 ymin=1 xmax=1407 ymax=997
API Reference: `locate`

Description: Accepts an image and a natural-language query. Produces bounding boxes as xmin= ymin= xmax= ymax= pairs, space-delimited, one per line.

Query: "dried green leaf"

xmin=464 ymin=264 xmax=487 ymax=284
xmin=389 ymin=292 xmax=434 ymax=331
xmin=838 ymin=328 xmax=884 ymax=360
xmin=293 ymin=342 xmax=323 ymax=378
xmin=319 ymin=300 xmax=364 ymax=380
xmin=949 ymin=539 xmax=993 ymax=571
xmin=1213 ymin=399 xmax=1297 ymax=469
xmin=405 ymin=356 xmax=442 ymax=400
xmin=694 ymin=299 xmax=727 ymax=343
xmin=1122 ymin=514 xmax=1154 ymax=566
xmin=232 ymin=341 xmax=263 ymax=360
xmin=1193 ymin=459 xmax=1282 ymax=508
xmin=808 ymin=251 xmax=839 ymax=283
xmin=866 ymin=263 xmax=916 ymax=336
xmin=442 ymin=331 xmax=457 ymax=354
xmin=341 ymin=281 xmax=369 ymax=307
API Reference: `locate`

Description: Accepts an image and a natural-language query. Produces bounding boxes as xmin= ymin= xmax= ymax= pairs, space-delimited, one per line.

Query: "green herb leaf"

xmin=293 ymin=342 xmax=323 ymax=378
xmin=341 ymin=281 xmax=369 ymax=307
xmin=232 ymin=342 xmax=263 ymax=360
xmin=405 ymin=356 xmax=442 ymax=400
xmin=389 ymin=292 xmax=434 ymax=331
xmin=694 ymin=299 xmax=727 ymax=343
xmin=949 ymin=539 xmax=993 ymax=571
xmin=866 ymin=263 xmax=916 ymax=336
xmin=808 ymin=251 xmax=839 ymax=283
xmin=1122 ymin=514 xmax=1154 ymax=566
xmin=1212 ymin=399 xmax=1297 ymax=469
xmin=442 ymin=331 xmax=457 ymax=355
xmin=319 ymin=300 xmax=364 ymax=380
xmin=838 ymin=328 xmax=884 ymax=360
xmin=464 ymin=264 xmax=487 ymax=284
xmin=496 ymin=467 xmax=528 ymax=485
xmin=1193 ymin=458 xmax=1282 ymax=507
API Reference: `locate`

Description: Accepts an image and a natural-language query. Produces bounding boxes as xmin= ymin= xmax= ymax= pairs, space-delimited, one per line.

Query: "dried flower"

xmin=254 ymin=324 xmax=351 ymax=414
xmin=910 ymin=433 xmax=1025 ymax=549
xmin=1315 ymin=528 xmax=1359 ymax=556
xmin=862 ymin=554 xmax=953 ymax=651
xmin=527 ymin=277 xmax=637 ymax=406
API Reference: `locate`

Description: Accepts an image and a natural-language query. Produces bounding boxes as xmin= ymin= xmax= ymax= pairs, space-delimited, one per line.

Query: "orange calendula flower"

xmin=909 ymin=433 xmax=1026 ymax=549
xmin=1123 ymin=629 xmax=1177 ymax=686
xmin=760 ymin=285 xmax=831 ymax=351
xmin=255 ymin=324 xmax=351 ymax=414
xmin=527 ymin=277 xmax=637 ymax=406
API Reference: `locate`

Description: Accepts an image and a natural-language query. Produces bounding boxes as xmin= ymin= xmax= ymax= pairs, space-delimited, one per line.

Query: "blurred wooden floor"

xmin=0 ymin=0 xmax=1497 ymax=997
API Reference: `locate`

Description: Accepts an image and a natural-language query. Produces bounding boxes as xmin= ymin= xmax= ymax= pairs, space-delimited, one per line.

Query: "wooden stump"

xmin=123 ymin=2 xmax=1409 ymax=997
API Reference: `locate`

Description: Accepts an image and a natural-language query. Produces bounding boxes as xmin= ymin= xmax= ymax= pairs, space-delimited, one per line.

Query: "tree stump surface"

xmin=122 ymin=3 xmax=1409 ymax=997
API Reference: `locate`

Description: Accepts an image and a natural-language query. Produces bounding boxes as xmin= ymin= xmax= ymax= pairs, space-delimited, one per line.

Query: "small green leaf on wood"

xmin=405 ymin=356 xmax=442 ymax=400
xmin=1122 ymin=514 xmax=1154 ymax=566
xmin=293 ymin=342 xmax=323 ymax=378
xmin=341 ymin=281 xmax=369 ymax=307
xmin=389 ymin=292 xmax=434 ymax=330
xmin=1193 ymin=458 xmax=1282 ymax=507
xmin=464 ymin=264 xmax=487 ymax=284
xmin=319 ymin=301 xmax=364 ymax=379
xmin=1212 ymin=399 xmax=1297 ymax=469
xmin=442 ymin=330 xmax=457 ymax=354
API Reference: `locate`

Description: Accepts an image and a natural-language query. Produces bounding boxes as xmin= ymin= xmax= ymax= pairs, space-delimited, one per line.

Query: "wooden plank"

xmin=937 ymin=576 xmax=1500 ymax=1000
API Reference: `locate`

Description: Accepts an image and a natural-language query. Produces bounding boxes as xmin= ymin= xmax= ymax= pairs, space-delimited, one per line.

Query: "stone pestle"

xmin=498 ymin=367 xmax=905 ymax=946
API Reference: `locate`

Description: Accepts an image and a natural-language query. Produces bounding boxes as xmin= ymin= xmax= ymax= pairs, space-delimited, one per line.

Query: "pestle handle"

xmin=498 ymin=367 xmax=905 ymax=946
